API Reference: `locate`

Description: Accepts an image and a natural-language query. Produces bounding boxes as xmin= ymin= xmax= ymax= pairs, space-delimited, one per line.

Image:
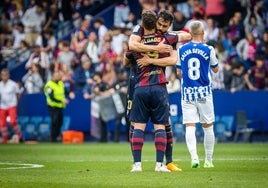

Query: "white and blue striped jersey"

xmin=176 ymin=42 xmax=218 ymax=101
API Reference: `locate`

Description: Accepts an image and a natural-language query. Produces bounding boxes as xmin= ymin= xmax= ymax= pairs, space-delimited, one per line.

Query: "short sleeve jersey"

xmin=129 ymin=25 xmax=178 ymax=88
xmin=176 ymin=41 xmax=218 ymax=101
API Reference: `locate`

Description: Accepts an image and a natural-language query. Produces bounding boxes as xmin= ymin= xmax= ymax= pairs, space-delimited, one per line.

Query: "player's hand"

xmin=69 ymin=92 xmax=75 ymax=99
xmin=137 ymin=53 xmax=151 ymax=68
xmin=156 ymin=39 xmax=172 ymax=53
xmin=62 ymin=98 xmax=69 ymax=104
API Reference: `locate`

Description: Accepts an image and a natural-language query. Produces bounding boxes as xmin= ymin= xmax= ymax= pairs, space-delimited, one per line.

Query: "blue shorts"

xmin=125 ymin=75 xmax=135 ymax=121
xmin=129 ymin=85 xmax=170 ymax=124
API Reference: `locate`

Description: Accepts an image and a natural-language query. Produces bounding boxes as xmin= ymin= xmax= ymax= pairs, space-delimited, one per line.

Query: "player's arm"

xmin=209 ymin=47 xmax=219 ymax=73
xmin=123 ymin=50 xmax=133 ymax=67
xmin=176 ymin=49 xmax=182 ymax=79
xmin=137 ymin=49 xmax=177 ymax=67
xmin=175 ymin=30 xmax=192 ymax=42
xmin=168 ymin=30 xmax=192 ymax=42
xmin=128 ymin=34 xmax=172 ymax=53
xmin=123 ymin=56 xmax=131 ymax=67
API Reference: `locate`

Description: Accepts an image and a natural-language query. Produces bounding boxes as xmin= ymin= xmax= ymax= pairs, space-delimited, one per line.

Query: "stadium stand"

xmin=1 ymin=0 xmax=268 ymax=143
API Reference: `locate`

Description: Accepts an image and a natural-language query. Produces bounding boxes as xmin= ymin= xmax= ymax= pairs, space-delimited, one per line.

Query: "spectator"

xmin=223 ymin=55 xmax=237 ymax=90
xmin=57 ymin=40 xmax=77 ymax=71
xmin=73 ymin=57 xmax=94 ymax=92
xmin=73 ymin=16 xmax=92 ymax=38
xmin=212 ymin=40 xmax=228 ymax=90
xmin=111 ymin=26 xmax=125 ymax=56
xmin=93 ymin=17 xmax=108 ymax=54
xmin=215 ymin=40 xmax=228 ymax=65
xmin=176 ymin=0 xmax=192 ymax=19
xmin=114 ymin=0 xmax=130 ymax=27
xmin=205 ymin=0 xmax=226 ymax=29
xmin=184 ymin=9 xmax=208 ymax=35
xmin=166 ymin=70 xmax=181 ymax=94
xmin=111 ymin=68 xmax=128 ymax=142
xmin=189 ymin=0 xmax=206 ymax=20
xmin=256 ymin=0 xmax=268 ymax=26
xmin=78 ymin=0 xmax=94 ymax=19
xmin=99 ymin=41 xmax=117 ymax=65
xmin=102 ymin=60 xmax=117 ymax=87
xmin=257 ymin=30 xmax=268 ymax=55
xmin=85 ymin=31 xmax=99 ymax=71
xmin=60 ymin=0 xmax=73 ymax=23
xmin=11 ymin=23 xmax=25 ymax=49
xmin=157 ymin=0 xmax=169 ymax=11
xmin=61 ymin=63 xmax=76 ymax=95
xmin=43 ymin=2 xmax=60 ymax=31
xmin=35 ymin=29 xmax=57 ymax=61
xmin=223 ymin=64 xmax=233 ymax=90
xmin=21 ymin=4 xmax=46 ymax=46
xmin=244 ymin=54 xmax=268 ymax=90
xmin=205 ymin=17 xmax=220 ymax=45
xmin=1 ymin=38 xmax=16 ymax=64
xmin=84 ymin=71 xmax=114 ymax=142
xmin=172 ymin=10 xmax=188 ymax=31
xmin=120 ymin=11 xmax=136 ymax=29
xmin=139 ymin=0 xmax=158 ymax=13
xmin=16 ymin=40 xmax=31 ymax=63
xmin=226 ymin=11 xmax=245 ymax=47
xmin=243 ymin=6 xmax=264 ymax=39
xmin=218 ymin=29 xmax=233 ymax=55
xmin=0 ymin=69 xmax=23 ymax=143
xmin=7 ymin=8 xmax=22 ymax=30
xmin=25 ymin=45 xmax=50 ymax=81
xmin=22 ymin=63 xmax=44 ymax=94
xmin=99 ymin=41 xmax=117 ymax=86
xmin=224 ymin=0 xmax=243 ymax=25
xmin=211 ymin=62 xmax=225 ymax=91
xmin=114 ymin=40 xmax=129 ymax=72
xmin=236 ymin=33 xmax=257 ymax=71
xmin=230 ymin=62 xmax=246 ymax=93
xmin=70 ymin=29 xmax=88 ymax=56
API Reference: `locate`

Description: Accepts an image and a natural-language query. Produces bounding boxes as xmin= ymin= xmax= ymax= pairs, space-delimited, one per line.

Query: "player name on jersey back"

xmin=180 ymin=48 xmax=209 ymax=61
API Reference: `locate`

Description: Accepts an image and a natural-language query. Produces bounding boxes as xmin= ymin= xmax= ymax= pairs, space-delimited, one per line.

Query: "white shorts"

xmin=181 ymin=94 xmax=215 ymax=124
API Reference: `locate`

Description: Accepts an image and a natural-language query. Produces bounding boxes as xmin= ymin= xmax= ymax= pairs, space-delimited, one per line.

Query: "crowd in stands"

xmin=0 ymin=0 xmax=268 ymax=96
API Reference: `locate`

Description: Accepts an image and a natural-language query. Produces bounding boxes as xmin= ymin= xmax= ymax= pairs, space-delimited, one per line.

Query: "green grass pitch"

xmin=0 ymin=142 xmax=267 ymax=188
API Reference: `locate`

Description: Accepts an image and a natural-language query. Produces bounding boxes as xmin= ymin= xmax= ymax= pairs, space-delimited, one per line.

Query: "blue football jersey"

xmin=176 ymin=42 xmax=218 ymax=101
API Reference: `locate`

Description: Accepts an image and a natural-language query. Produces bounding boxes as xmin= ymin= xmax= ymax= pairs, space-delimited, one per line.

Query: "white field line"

xmin=63 ymin=157 xmax=268 ymax=163
xmin=2 ymin=157 xmax=266 ymax=166
xmin=0 ymin=162 xmax=44 ymax=170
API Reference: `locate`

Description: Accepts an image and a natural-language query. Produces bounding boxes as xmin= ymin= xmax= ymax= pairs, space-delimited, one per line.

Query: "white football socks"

xmin=185 ymin=126 xmax=199 ymax=160
xmin=203 ymin=126 xmax=215 ymax=162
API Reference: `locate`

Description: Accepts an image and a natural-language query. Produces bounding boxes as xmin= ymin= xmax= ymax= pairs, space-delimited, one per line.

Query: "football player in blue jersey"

xmin=127 ymin=9 xmax=191 ymax=172
xmin=176 ymin=20 xmax=219 ymax=168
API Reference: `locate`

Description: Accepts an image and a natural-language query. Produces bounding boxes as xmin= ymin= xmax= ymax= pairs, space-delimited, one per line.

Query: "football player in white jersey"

xmin=176 ymin=20 xmax=219 ymax=168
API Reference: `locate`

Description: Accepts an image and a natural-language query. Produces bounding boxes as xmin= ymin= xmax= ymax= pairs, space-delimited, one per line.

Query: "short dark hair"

xmin=141 ymin=10 xmax=157 ymax=31
xmin=157 ymin=10 xmax=174 ymax=24
xmin=93 ymin=71 xmax=102 ymax=79
xmin=231 ymin=62 xmax=243 ymax=70
xmin=94 ymin=17 xmax=104 ymax=25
